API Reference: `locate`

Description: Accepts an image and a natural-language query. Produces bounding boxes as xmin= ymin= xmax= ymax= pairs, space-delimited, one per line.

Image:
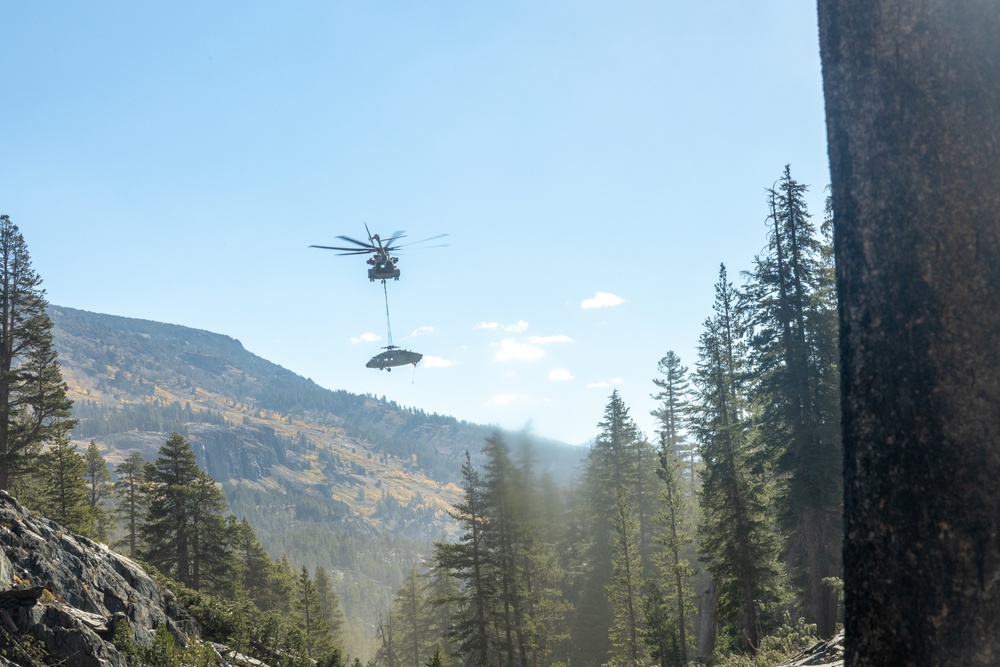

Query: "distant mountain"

xmin=48 ymin=304 xmax=585 ymax=649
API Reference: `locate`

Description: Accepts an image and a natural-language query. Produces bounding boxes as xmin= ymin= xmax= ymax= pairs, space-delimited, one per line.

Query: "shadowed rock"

xmin=0 ymin=490 xmax=199 ymax=667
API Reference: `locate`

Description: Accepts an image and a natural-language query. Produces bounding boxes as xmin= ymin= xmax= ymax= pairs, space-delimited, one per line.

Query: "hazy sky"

xmin=2 ymin=2 xmax=830 ymax=445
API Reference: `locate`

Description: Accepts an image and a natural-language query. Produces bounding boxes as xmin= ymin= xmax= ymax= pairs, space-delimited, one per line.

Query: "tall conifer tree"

xmin=84 ymin=440 xmax=114 ymax=541
xmin=606 ymin=487 xmax=649 ymax=667
xmin=694 ymin=265 xmax=783 ymax=654
xmin=481 ymin=433 xmax=533 ymax=667
xmin=140 ymin=432 xmax=231 ymax=592
xmin=232 ymin=518 xmax=283 ymax=611
xmin=297 ymin=566 xmax=334 ymax=660
xmin=114 ymin=452 xmax=147 ymax=557
xmin=433 ymin=452 xmax=493 ymax=667
xmin=392 ymin=567 xmax=432 ymax=667
xmin=314 ymin=565 xmax=345 ymax=650
xmin=0 ymin=215 xmax=75 ymax=490
xmin=651 ymin=352 xmax=696 ymax=498
xmin=744 ymin=168 xmax=841 ymax=634
xmin=574 ymin=391 xmax=655 ymax=666
xmin=651 ymin=433 xmax=695 ymax=666
xmin=425 ymin=564 xmax=460 ymax=665
xmin=141 ymin=433 xmax=200 ymax=584
xmin=189 ymin=470 xmax=233 ymax=593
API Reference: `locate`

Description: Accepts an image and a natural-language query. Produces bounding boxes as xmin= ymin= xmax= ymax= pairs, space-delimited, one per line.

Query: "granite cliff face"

xmin=0 ymin=491 xmax=198 ymax=667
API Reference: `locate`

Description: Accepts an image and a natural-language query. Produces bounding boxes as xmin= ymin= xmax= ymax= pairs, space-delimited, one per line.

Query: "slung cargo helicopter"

xmin=310 ymin=224 xmax=447 ymax=282
xmin=366 ymin=345 xmax=424 ymax=371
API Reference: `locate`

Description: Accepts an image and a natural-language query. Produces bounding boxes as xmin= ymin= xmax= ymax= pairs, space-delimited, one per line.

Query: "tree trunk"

xmin=696 ymin=579 xmax=719 ymax=663
xmin=818 ymin=1 xmax=1000 ymax=664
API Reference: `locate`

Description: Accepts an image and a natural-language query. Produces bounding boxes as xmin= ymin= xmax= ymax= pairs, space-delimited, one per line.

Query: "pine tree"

xmin=481 ymin=433 xmax=532 ymax=667
xmin=140 ymin=432 xmax=223 ymax=589
xmin=425 ymin=645 xmax=449 ymax=667
xmin=189 ymin=470 xmax=233 ymax=593
xmin=644 ymin=584 xmax=678 ymax=667
xmin=425 ymin=564 xmax=460 ymax=666
xmin=651 ymin=352 xmax=696 ymax=498
xmin=84 ymin=440 xmax=114 ymax=541
xmin=141 ymin=433 xmax=199 ymax=584
xmin=392 ymin=567 xmax=432 ymax=667
xmin=298 ymin=566 xmax=334 ymax=660
xmin=606 ymin=486 xmax=648 ymax=667
xmin=744 ymin=167 xmax=841 ymax=635
xmin=574 ymin=391 xmax=654 ymax=666
xmin=114 ymin=452 xmax=147 ymax=557
xmin=314 ymin=565 xmax=345 ymax=650
xmin=142 ymin=622 xmax=181 ymax=667
xmin=32 ymin=432 xmax=93 ymax=534
xmin=432 ymin=452 xmax=493 ymax=667
xmin=509 ymin=440 xmax=568 ymax=667
xmin=0 ymin=215 xmax=76 ymax=490
xmin=651 ymin=433 xmax=695 ymax=666
xmin=694 ymin=265 xmax=783 ymax=654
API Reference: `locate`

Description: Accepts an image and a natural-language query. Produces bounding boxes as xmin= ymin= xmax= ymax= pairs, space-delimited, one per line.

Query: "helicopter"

xmin=310 ymin=224 xmax=446 ymax=282
xmin=366 ymin=345 xmax=423 ymax=371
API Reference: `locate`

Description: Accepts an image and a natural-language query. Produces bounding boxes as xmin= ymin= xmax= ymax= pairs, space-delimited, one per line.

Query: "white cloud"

xmin=581 ymin=291 xmax=626 ymax=309
xmin=495 ymin=339 xmax=545 ymax=362
xmin=611 ymin=377 xmax=624 ymax=384
xmin=586 ymin=381 xmax=610 ymax=389
xmin=422 ymin=355 xmax=453 ymax=368
xmin=504 ymin=320 xmax=529 ymax=333
xmin=410 ymin=326 xmax=435 ymax=337
xmin=529 ymin=334 xmax=572 ymax=344
xmin=475 ymin=320 xmax=529 ymax=333
xmin=350 ymin=332 xmax=381 ymax=344
xmin=549 ymin=368 xmax=574 ymax=381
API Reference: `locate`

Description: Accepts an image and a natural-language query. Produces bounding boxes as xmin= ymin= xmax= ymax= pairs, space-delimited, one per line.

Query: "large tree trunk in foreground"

xmin=818 ymin=2 xmax=1000 ymax=664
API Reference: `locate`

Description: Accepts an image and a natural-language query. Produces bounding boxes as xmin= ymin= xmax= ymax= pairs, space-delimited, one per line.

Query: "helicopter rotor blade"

xmin=387 ymin=233 xmax=449 ymax=251
xmin=309 ymin=244 xmax=376 ymax=253
xmin=335 ymin=235 xmax=378 ymax=249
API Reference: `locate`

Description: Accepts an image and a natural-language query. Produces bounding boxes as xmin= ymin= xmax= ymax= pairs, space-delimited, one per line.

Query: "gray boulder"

xmin=0 ymin=490 xmax=199 ymax=666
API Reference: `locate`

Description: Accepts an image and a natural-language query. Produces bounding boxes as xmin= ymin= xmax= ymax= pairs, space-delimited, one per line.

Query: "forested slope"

xmin=47 ymin=304 xmax=585 ymax=653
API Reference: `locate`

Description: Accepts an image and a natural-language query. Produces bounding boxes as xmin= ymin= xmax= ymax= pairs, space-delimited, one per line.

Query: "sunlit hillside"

xmin=48 ymin=304 xmax=585 ymax=654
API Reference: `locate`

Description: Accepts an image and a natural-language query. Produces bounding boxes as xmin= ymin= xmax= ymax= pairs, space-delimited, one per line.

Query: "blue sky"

xmin=2 ymin=2 xmax=830 ymax=445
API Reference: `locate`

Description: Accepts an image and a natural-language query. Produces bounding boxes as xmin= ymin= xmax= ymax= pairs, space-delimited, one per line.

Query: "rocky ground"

xmin=781 ymin=629 xmax=845 ymax=666
xmin=0 ymin=490 xmax=198 ymax=667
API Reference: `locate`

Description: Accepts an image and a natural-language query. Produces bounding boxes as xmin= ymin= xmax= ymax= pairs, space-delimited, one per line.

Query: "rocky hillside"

xmin=0 ymin=491 xmax=199 ymax=667
xmin=780 ymin=631 xmax=845 ymax=666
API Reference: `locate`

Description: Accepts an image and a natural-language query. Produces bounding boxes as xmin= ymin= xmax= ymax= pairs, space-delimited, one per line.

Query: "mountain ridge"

xmin=47 ymin=304 xmax=586 ymax=651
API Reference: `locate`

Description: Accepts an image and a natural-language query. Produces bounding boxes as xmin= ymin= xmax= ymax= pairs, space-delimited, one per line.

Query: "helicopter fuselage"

xmin=368 ymin=264 xmax=400 ymax=281
xmin=366 ymin=347 xmax=423 ymax=371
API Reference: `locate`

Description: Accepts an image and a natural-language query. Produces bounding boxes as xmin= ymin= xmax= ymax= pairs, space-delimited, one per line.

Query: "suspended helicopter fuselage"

xmin=366 ymin=346 xmax=423 ymax=371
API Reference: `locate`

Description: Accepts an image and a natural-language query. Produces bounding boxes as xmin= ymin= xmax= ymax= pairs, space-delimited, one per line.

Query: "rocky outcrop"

xmin=781 ymin=629 xmax=845 ymax=666
xmin=0 ymin=490 xmax=199 ymax=667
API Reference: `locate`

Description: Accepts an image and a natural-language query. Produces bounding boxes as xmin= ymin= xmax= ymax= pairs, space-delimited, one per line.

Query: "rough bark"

xmin=695 ymin=579 xmax=718 ymax=663
xmin=818 ymin=1 xmax=1000 ymax=664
